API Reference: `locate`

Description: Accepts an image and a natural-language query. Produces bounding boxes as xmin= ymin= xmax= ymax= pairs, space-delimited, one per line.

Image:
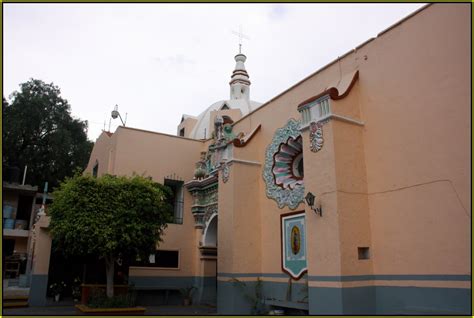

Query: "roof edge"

xmin=232 ymin=3 xmax=432 ymax=127
xmin=117 ymin=126 xmax=205 ymax=143
xmin=297 ymin=70 xmax=359 ymax=109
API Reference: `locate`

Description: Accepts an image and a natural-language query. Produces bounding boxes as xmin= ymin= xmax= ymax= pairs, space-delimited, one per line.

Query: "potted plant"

xmin=180 ymin=286 xmax=196 ymax=306
xmin=72 ymin=277 xmax=82 ymax=302
xmin=49 ymin=281 xmax=67 ymax=302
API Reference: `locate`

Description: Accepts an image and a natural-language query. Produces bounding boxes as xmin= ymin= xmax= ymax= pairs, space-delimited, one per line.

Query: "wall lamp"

xmin=305 ymin=192 xmax=322 ymax=216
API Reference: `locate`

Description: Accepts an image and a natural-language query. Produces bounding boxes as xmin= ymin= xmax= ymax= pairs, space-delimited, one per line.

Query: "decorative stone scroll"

xmin=309 ymin=121 xmax=324 ymax=152
xmin=221 ymin=161 xmax=231 ymax=183
xmin=263 ymin=118 xmax=305 ymax=209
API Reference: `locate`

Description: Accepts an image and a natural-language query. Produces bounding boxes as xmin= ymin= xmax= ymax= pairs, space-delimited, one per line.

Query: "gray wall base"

xmin=29 ymin=274 xmax=49 ymax=306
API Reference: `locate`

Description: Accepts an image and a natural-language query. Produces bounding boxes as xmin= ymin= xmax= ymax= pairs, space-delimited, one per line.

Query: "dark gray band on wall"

xmin=129 ymin=276 xmax=196 ymax=288
xmin=129 ymin=276 xmax=216 ymax=306
xmin=29 ymin=274 xmax=49 ymax=306
xmin=217 ymin=275 xmax=470 ymax=315
xmin=308 ymin=274 xmax=471 ymax=282
xmin=308 ymin=286 xmax=470 ymax=315
xmin=218 ymin=272 xmax=300 ymax=279
xmin=218 ymin=272 xmax=470 ymax=281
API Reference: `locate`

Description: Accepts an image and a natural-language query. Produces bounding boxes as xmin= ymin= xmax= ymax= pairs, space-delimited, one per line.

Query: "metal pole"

xmin=42 ymin=182 xmax=48 ymax=206
xmin=22 ymin=165 xmax=28 ymax=185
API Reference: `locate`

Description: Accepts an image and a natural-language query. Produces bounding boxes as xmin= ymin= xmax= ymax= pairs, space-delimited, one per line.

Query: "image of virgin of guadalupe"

xmin=291 ymin=225 xmax=301 ymax=255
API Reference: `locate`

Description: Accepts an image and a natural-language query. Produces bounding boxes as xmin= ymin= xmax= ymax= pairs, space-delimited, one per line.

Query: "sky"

xmin=4 ymin=3 xmax=426 ymax=141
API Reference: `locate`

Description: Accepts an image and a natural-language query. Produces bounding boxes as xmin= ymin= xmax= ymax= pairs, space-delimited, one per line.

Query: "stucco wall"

xmin=85 ymin=126 xmax=205 ymax=278
xmin=85 ymin=131 xmax=113 ymax=176
xmin=230 ymin=2 xmax=469 ymax=278
xmin=113 ymin=127 xmax=204 ymax=278
xmin=177 ymin=117 xmax=198 ymax=138
xmin=357 ymin=3 xmax=470 ymax=277
xmin=77 ymin=4 xmax=469 ymax=314
xmin=224 ymin=3 xmax=469 ymax=314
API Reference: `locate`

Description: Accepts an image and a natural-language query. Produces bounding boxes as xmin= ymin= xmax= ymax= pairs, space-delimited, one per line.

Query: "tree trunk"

xmin=105 ymin=255 xmax=115 ymax=298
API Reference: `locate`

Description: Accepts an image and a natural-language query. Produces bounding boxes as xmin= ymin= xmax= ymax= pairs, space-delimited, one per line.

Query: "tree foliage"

xmin=2 ymin=79 xmax=93 ymax=189
xmin=49 ymin=174 xmax=173 ymax=297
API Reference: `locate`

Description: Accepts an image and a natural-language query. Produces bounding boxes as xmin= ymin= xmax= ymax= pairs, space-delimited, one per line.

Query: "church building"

xmin=29 ymin=4 xmax=470 ymax=314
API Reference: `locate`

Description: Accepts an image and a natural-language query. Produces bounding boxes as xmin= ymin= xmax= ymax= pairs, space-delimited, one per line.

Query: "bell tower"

xmin=229 ymin=53 xmax=251 ymax=101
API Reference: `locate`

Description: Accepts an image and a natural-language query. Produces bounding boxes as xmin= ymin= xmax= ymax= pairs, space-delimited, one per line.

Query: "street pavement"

xmin=3 ymin=304 xmax=217 ymax=316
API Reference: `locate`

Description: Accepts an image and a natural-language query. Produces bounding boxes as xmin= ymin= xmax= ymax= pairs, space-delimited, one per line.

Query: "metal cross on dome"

xmin=231 ymin=25 xmax=250 ymax=54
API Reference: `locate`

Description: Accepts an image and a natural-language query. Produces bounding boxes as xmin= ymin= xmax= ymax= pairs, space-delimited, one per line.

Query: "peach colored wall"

xmin=355 ymin=4 xmax=470 ymax=275
xmin=85 ymin=131 xmax=113 ymax=176
xmin=332 ymin=118 xmax=372 ymax=276
xmin=228 ymin=163 xmax=262 ymax=273
xmin=218 ymin=160 xmax=262 ymax=274
xmin=331 ymin=81 xmax=362 ymax=121
xmin=301 ymin=121 xmax=341 ymax=277
xmin=217 ymin=161 xmax=235 ymax=274
xmin=86 ymin=126 xmax=205 ymax=278
xmin=32 ymin=216 xmax=52 ymax=275
xmin=80 ymin=4 xmax=469 ymax=284
xmin=231 ymin=73 xmax=308 ymax=276
xmin=228 ymin=3 xmax=469 ymax=279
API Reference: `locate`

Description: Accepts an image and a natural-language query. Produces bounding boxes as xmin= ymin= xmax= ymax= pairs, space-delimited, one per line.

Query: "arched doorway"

xmin=204 ymin=215 xmax=217 ymax=247
xmin=198 ymin=214 xmax=217 ymax=305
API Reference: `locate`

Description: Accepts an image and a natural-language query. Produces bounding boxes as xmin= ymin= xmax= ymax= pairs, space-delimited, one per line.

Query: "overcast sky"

xmin=4 ymin=3 xmax=425 ymax=141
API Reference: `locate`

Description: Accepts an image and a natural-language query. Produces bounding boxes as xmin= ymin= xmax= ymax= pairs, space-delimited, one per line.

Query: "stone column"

xmin=29 ymin=215 xmax=52 ymax=306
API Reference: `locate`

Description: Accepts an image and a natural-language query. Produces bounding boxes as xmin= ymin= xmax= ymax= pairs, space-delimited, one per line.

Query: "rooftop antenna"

xmin=231 ymin=25 xmax=250 ymax=54
xmin=111 ymin=104 xmax=127 ymax=126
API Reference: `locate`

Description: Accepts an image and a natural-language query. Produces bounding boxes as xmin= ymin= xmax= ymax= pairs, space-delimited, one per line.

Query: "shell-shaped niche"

xmin=263 ymin=118 xmax=305 ymax=210
xmin=272 ymin=136 xmax=304 ymax=190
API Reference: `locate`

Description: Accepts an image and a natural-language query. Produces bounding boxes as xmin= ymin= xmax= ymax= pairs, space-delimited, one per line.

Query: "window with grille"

xmin=131 ymin=250 xmax=179 ymax=269
xmin=164 ymin=179 xmax=184 ymax=224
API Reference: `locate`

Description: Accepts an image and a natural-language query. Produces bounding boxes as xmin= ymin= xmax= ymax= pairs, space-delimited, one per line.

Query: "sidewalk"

xmin=3 ymin=304 xmax=217 ymax=316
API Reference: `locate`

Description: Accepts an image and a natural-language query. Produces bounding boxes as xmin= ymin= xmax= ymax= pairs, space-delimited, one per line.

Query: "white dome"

xmin=189 ymin=99 xmax=262 ymax=139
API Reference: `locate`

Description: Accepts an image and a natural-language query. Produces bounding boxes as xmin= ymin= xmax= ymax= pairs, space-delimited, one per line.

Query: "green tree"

xmin=49 ymin=174 xmax=173 ymax=298
xmin=3 ymin=79 xmax=93 ymax=190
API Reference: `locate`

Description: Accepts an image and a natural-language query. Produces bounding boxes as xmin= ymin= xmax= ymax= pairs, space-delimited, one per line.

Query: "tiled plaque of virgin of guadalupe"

xmin=281 ymin=212 xmax=307 ymax=280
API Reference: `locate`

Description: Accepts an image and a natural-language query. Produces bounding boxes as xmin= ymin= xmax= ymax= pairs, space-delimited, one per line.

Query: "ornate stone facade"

xmin=263 ymin=118 xmax=305 ymax=209
xmin=309 ymin=121 xmax=324 ymax=152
